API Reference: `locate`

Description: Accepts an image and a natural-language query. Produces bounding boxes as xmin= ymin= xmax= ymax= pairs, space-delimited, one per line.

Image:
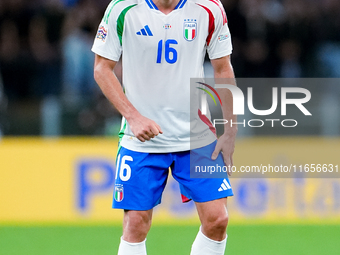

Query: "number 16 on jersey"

xmin=156 ymin=39 xmax=178 ymax=64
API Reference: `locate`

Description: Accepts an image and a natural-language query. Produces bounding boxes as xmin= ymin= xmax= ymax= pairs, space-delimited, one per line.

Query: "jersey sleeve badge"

xmin=96 ymin=25 xmax=108 ymax=42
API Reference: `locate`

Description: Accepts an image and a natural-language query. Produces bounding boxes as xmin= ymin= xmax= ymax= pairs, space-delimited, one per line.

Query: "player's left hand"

xmin=211 ymin=131 xmax=236 ymax=176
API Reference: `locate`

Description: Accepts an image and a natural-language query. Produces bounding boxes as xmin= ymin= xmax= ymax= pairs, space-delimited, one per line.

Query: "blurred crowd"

xmin=0 ymin=0 xmax=105 ymax=101
xmin=0 ymin=0 xmax=339 ymax=135
xmin=0 ymin=0 xmax=119 ymax=135
xmin=225 ymin=0 xmax=340 ymax=78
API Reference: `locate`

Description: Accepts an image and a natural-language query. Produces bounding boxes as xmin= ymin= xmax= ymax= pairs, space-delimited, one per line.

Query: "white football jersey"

xmin=92 ymin=0 xmax=232 ymax=153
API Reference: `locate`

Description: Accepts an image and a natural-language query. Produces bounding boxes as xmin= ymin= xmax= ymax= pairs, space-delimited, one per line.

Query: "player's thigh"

xmin=113 ymin=147 xmax=172 ymax=210
xmin=172 ymin=141 xmax=233 ymax=203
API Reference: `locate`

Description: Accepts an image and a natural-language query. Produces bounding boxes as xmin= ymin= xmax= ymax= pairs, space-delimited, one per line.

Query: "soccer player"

xmin=92 ymin=0 xmax=237 ymax=254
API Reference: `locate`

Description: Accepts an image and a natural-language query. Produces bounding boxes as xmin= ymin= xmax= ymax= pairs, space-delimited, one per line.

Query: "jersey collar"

xmin=145 ymin=0 xmax=158 ymax=9
xmin=145 ymin=0 xmax=187 ymax=10
xmin=174 ymin=0 xmax=187 ymax=9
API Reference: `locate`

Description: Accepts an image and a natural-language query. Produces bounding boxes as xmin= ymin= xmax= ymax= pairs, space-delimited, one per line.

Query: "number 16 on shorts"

xmin=114 ymin=154 xmax=133 ymax=202
xmin=116 ymin=154 xmax=133 ymax=182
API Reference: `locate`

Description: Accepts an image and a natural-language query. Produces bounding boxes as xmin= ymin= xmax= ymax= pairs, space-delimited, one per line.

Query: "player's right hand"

xmin=128 ymin=114 xmax=163 ymax=142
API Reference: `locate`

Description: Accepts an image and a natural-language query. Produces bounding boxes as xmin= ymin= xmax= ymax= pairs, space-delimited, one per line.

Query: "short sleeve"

xmin=91 ymin=4 xmax=122 ymax=62
xmin=207 ymin=3 xmax=233 ymax=60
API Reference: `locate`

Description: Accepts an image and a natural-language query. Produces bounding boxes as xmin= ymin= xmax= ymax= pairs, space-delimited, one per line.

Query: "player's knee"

xmin=203 ymin=213 xmax=229 ymax=238
xmin=211 ymin=213 xmax=228 ymax=231
xmin=215 ymin=213 xmax=229 ymax=230
xmin=126 ymin=211 xmax=152 ymax=237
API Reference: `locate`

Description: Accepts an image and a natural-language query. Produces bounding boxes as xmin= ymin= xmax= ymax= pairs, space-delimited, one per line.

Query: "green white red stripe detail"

xmin=115 ymin=188 xmax=123 ymax=202
xmin=196 ymin=4 xmax=215 ymax=46
xmin=117 ymin=4 xmax=137 ymax=45
xmin=103 ymin=0 xmax=125 ymax=24
xmin=185 ymin=26 xmax=196 ymax=40
xmin=207 ymin=0 xmax=227 ymax=25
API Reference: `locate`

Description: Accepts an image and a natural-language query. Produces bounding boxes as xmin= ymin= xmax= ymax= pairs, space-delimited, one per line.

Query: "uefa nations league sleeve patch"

xmin=96 ymin=25 xmax=108 ymax=42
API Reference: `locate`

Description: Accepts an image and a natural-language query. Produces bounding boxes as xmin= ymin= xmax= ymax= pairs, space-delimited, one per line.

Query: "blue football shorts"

xmin=113 ymin=141 xmax=233 ymax=210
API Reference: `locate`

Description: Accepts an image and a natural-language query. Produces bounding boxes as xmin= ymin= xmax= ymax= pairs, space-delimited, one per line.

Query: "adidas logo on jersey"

xmin=218 ymin=179 xmax=231 ymax=192
xmin=136 ymin=25 xmax=153 ymax=36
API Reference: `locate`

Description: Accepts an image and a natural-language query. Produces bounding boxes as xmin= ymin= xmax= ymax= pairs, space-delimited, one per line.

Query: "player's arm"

xmin=94 ymin=54 xmax=163 ymax=142
xmin=210 ymin=55 xmax=237 ymax=175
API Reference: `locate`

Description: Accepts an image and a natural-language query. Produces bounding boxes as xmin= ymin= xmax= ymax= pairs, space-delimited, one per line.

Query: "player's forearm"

xmin=94 ymin=62 xmax=139 ymax=122
xmin=213 ymin=59 xmax=238 ymax=137
xmin=218 ymin=87 xmax=237 ymax=137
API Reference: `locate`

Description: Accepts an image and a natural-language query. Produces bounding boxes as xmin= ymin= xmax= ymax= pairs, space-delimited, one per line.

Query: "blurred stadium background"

xmin=0 ymin=0 xmax=340 ymax=254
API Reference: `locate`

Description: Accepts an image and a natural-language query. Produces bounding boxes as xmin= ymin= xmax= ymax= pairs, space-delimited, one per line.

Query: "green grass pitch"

xmin=1 ymin=224 xmax=339 ymax=255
